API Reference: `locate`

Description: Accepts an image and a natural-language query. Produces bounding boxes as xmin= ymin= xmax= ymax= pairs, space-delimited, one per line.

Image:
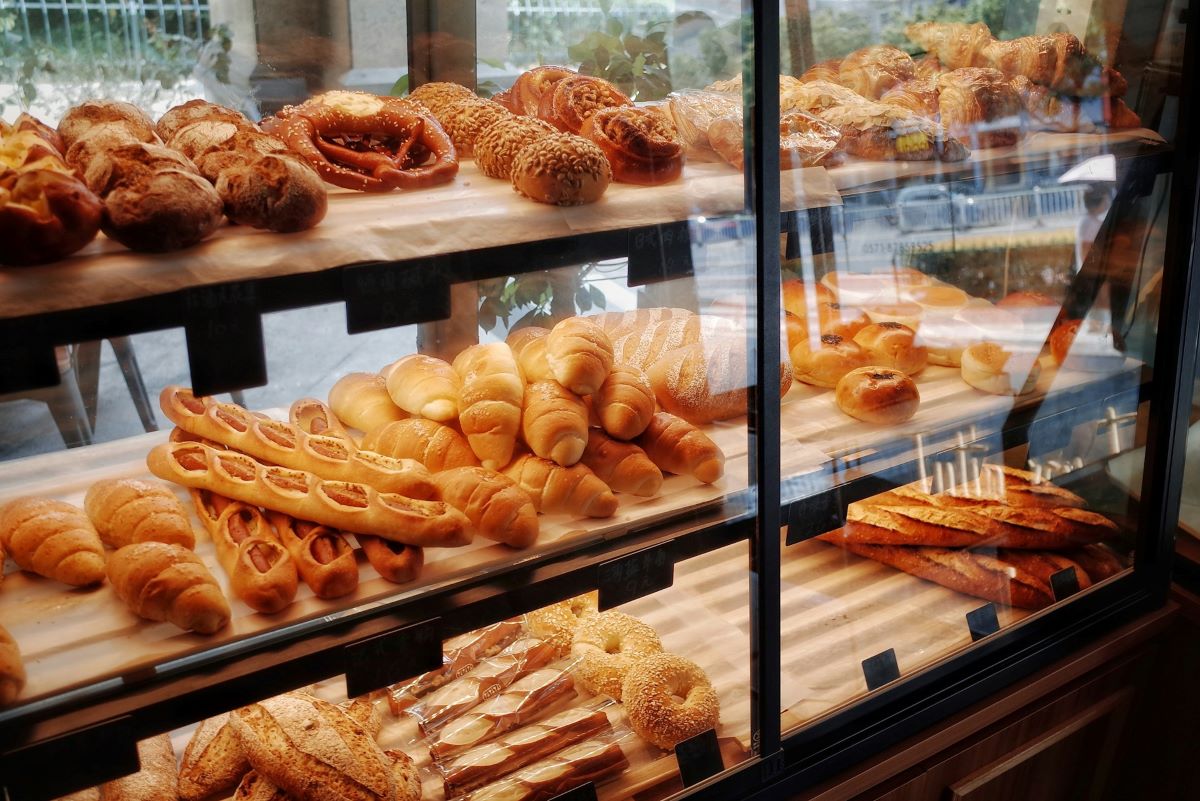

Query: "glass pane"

xmin=773 ymin=0 xmax=1183 ymax=735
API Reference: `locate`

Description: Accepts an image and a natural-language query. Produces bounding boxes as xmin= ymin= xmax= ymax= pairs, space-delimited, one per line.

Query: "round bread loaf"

xmin=510 ymin=132 xmax=611 ymax=206
xmin=854 ymin=321 xmax=928 ymax=375
xmin=961 ymin=342 xmax=1042 ymax=395
xmin=475 ymin=115 xmax=555 ymax=179
xmin=439 ymin=98 xmax=511 ymax=157
xmin=215 ymin=153 xmax=328 ymax=232
xmin=570 ymin=610 xmax=662 ymax=699
xmin=157 ymin=99 xmax=252 ymax=142
xmin=59 ymin=99 xmax=156 ymax=148
xmin=622 ymin=653 xmax=720 ymax=750
xmin=102 ymin=169 xmax=224 ymax=251
xmin=408 ymin=81 xmax=477 ymax=117
xmin=790 ymin=333 xmax=869 ymax=388
xmin=835 ymin=366 xmax=920 ymax=424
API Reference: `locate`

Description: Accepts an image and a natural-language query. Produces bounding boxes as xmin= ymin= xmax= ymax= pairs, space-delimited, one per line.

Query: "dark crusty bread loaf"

xmin=98 ymin=734 xmax=178 ymax=801
xmin=843 ymin=503 xmax=1112 ymax=549
xmin=59 ymin=100 xmax=157 ymax=149
xmin=215 ymin=153 xmax=328 ymax=232
xmin=179 ymin=712 xmax=250 ymax=801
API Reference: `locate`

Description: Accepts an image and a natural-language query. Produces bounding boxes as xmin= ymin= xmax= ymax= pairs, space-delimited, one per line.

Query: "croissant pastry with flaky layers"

xmin=837 ymin=44 xmax=916 ymax=100
xmin=905 ymin=21 xmax=994 ymax=70
xmin=936 ymin=67 xmax=1022 ymax=148
xmin=982 ymin=33 xmax=1118 ymax=96
xmin=582 ymin=106 xmax=684 ymax=185
xmin=880 ymin=78 xmax=940 ymax=118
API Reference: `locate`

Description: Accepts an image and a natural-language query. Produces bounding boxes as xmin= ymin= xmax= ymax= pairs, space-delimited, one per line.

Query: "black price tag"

xmin=343 ymin=261 xmax=451 ymax=333
xmin=2 ymin=716 xmax=138 ymax=801
xmin=785 ymin=491 xmax=841 ymax=545
xmin=862 ymin=648 xmax=900 ymax=691
xmin=548 ymin=781 xmax=599 ymax=801
xmin=627 ymin=222 xmax=693 ymax=287
xmin=0 ymin=339 xmax=59 ymax=394
xmin=184 ymin=283 xmax=266 ymax=396
xmin=344 ymin=618 xmax=442 ymax=698
xmin=966 ymin=603 xmax=1000 ymax=642
xmin=675 ymin=728 xmax=723 ymax=787
xmin=597 ymin=544 xmax=674 ymax=610
xmin=1051 ymin=567 xmax=1081 ymax=601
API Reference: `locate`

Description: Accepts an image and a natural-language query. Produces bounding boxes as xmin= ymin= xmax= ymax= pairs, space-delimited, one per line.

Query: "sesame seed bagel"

xmin=524 ymin=591 xmax=599 ymax=656
xmin=570 ymin=610 xmax=663 ymax=699
xmin=622 ymin=653 xmax=719 ymax=750
xmin=510 ymin=132 xmax=612 ymax=206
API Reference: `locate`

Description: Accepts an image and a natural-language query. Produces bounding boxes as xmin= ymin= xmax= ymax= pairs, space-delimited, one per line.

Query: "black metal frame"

xmin=0 ymin=1 xmax=1197 ymax=799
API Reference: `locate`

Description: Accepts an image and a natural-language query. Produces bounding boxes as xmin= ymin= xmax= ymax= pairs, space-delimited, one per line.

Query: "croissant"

xmin=983 ymin=32 xmax=1105 ymax=95
xmin=905 ymin=21 xmax=994 ymax=70
xmin=384 ymin=354 xmax=462 ymax=422
xmin=432 ymin=466 xmax=540 ymax=548
xmin=879 ymin=78 xmax=940 ymax=118
xmin=0 ymin=624 xmax=25 ymax=706
xmin=0 ymin=496 xmax=106 ymax=586
xmin=593 ymin=363 xmax=656 ymax=440
xmin=521 ymin=380 xmax=589 ymax=466
xmin=107 ymin=542 xmax=231 ymax=634
xmin=84 ymin=478 xmax=195 ymax=549
xmin=453 ymin=343 xmax=525 ymax=470
xmin=506 ymin=326 xmax=555 ymax=383
xmin=546 ymin=317 xmax=615 ymax=396
xmin=837 ymin=45 xmax=916 ymax=100
xmin=634 ymin=412 xmax=724 ymax=484
xmin=799 ymin=59 xmax=841 ymax=83
xmin=936 ymin=68 xmax=1022 ymax=148
xmin=501 ymin=454 xmax=618 ymax=518
xmin=1010 ymin=75 xmax=1090 ymax=133
xmin=362 ymin=418 xmax=479 ymax=471
xmin=580 ymin=430 xmax=663 ymax=497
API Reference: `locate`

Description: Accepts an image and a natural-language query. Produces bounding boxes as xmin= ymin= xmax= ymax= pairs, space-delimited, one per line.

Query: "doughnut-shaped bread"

xmin=524 ymin=592 xmax=598 ymax=656
xmin=622 ymin=653 xmax=720 ymax=750
xmin=570 ymin=611 xmax=662 ymax=700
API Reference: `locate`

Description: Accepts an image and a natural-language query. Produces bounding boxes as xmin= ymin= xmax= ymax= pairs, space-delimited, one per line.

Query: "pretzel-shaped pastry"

xmin=160 ymin=386 xmax=435 ymax=498
xmin=148 ymin=441 xmax=472 ymax=547
xmin=261 ymin=90 xmax=458 ymax=192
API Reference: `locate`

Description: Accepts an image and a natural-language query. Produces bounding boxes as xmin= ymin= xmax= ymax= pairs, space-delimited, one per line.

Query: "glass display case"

xmin=0 ymin=0 xmax=1194 ymax=799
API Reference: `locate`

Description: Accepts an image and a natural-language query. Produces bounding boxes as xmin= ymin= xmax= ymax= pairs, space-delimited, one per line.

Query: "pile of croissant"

xmin=669 ymin=21 xmax=1140 ymax=171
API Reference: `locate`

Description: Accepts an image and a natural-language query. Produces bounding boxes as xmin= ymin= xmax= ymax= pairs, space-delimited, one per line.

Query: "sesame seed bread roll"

xmin=453 ymin=343 xmax=525 ymax=470
xmin=476 ymin=115 xmax=556 ymax=179
xmin=408 ymin=81 xmax=477 ymax=117
xmin=510 ymin=132 xmax=611 ymax=206
xmin=521 ymin=380 xmax=589 ymax=466
xmin=438 ymin=98 xmax=511 ymax=158
xmin=384 ymin=354 xmax=462 ymax=422
xmin=546 ymin=317 xmax=614 ymax=396
xmin=592 ymin=363 xmax=655 ymax=440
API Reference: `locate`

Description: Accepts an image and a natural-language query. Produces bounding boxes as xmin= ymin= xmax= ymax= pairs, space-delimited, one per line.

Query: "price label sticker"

xmin=598 ymin=544 xmax=674 ymax=610
xmin=344 ymin=262 xmax=451 ymax=333
xmin=548 ymin=781 xmax=599 ymax=801
xmin=676 ymin=728 xmax=723 ymax=787
xmin=344 ymin=618 xmax=442 ymax=698
xmin=966 ymin=603 xmax=1001 ymax=641
xmin=862 ymin=648 xmax=900 ymax=691
xmin=627 ymin=222 xmax=693 ymax=287
xmin=1051 ymin=567 xmax=1081 ymax=601
xmin=183 ymin=283 xmax=266 ymax=395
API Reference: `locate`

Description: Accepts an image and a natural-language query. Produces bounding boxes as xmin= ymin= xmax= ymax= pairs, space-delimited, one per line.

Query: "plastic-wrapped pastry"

xmin=905 ymin=21 xmax=995 ymax=70
xmin=936 ymin=68 xmax=1022 ymax=148
xmin=879 ymin=78 xmax=940 ymax=118
xmin=662 ymin=90 xmax=740 ymax=160
xmin=817 ymin=101 xmax=969 ymax=162
xmin=708 ymin=109 xmax=841 ymax=171
xmin=837 ymin=44 xmax=916 ymax=100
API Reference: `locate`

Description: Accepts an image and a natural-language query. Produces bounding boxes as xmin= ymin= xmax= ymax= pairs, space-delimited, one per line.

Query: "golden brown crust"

xmin=214 ymin=153 xmax=328 ymax=233
xmin=0 ymin=623 xmax=25 ymax=707
xmin=408 ymin=82 xmax=478 ymax=117
xmin=84 ymin=478 xmax=195 ymax=550
xmin=179 ymin=713 xmax=251 ymax=801
xmin=328 ymin=372 xmax=408 ymax=434
xmin=936 ymin=67 xmax=1022 ymax=148
xmin=853 ymin=322 xmax=928 ymax=375
xmin=834 ymin=367 xmax=921 ymax=425
xmin=358 ymin=535 xmax=424 ymax=584
xmin=264 ymin=512 xmax=360 ymax=598
xmin=905 ymin=21 xmax=994 ymax=70
xmin=879 ymin=78 xmax=940 ymax=118
xmin=384 ymin=353 xmax=462 ymax=422
xmin=634 ymin=412 xmax=724 ymax=484
xmin=838 ymin=44 xmax=916 ymax=99
xmin=106 ymin=542 xmax=231 ymax=634
xmin=501 ymin=454 xmax=618 ymax=518
xmin=432 ymin=466 xmax=540 ymax=548
xmin=521 ymin=380 xmax=589 ymax=467
xmin=510 ymin=66 xmax=577 ymax=117
xmin=59 ymin=99 xmax=157 ymax=149
xmin=210 ymin=503 xmax=299 ymax=613
xmin=99 ymin=735 xmax=178 ymax=801
xmin=363 ymin=418 xmax=479 ymax=471
xmin=622 ymin=653 xmax=719 ymax=749
xmin=582 ymin=106 xmax=684 ymax=185
xmin=439 ymin=98 xmax=512 ymax=157
xmin=593 ymin=363 xmax=655 ymax=440
xmin=454 ymin=342 xmax=525 ymax=470
xmin=0 ymin=496 xmax=106 ymax=586
xmin=475 ymin=116 xmax=556 ymax=180
xmin=580 ymin=430 xmax=663 ymax=497
xmin=538 ymin=75 xmax=632 ymax=134
xmin=790 ymin=333 xmax=870 ymax=388
xmin=524 ymin=593 xmax=598 ymax=656
xmin=571 ymin=611 xmax=662 ymax=699
xmin=546 ymin=317 xmax=615 ymax=396
xmin=510 ymin=132 xmax=612 ymax=206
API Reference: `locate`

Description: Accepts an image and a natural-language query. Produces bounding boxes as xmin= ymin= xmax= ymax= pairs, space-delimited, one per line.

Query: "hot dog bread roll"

xmin=148 ymin=441 xmax=472 ymax=547
xmin=0 ymin=496 xmax=106 ymax=586
xmin=290 ymin=397 xmax=353 ymax=442
xmin=501 ymin=454 xmax=618 ymax=518
xmin=98 ymin=735 xmax=178 ymax=801
xmin=634 ymin=412 xmax=724 ymax=484
xmin=385 ymin=354 xmax=462 ymax=422
xmin=358 ymin=535 xmax=424 ymax=584
xmin=506 ymin=327 xmax=554 ymax=383
xmin=580 ymin=430 xmax=663 ymax=496
xmin=84 ymin=478 xmax=196 ymax=549
xmin=107 ymin=542 xmax=231 ymax=634
xmin=0 ymin=623 xmax=25 ymax=707
xmin=546 ymin=317 xmax=614 ymax=395
xmin=209 ymin=502 xmax=298 ymax=613
xmin=468 ymin=739 xmax=628 ymax=801
xmin=160 ymin=386 xmax=436 ymax=497
xmin=592 ymin=364 xmax=655 ymax=440
xmin=453 ymin=343 xmax=525 ymax=470
xmin=364 ymin=418 xmax=480 ymax=471
xmin=328 ymin=372 xmax=407 ymax=433
xmin=266 ymin=512 xmax=360 ymax=598
xmin=521 ymin=380 xmax=588 ymax=466
xmin=386 ymin=620 xmax=525 ymax=715
xmin=432 ymin=466 xmax=540 ymax=548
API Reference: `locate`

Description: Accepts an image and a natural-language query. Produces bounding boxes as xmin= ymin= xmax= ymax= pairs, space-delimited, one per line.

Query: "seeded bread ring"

xmin=524 ymin=591 xmax=598 ymax=655
xmin=570 ymin=610 xmax=662 ymax=699
xmin=475 ymin=115 xmax=556 ymax=180
xmin=622 ymin=653 xmax=719 ymax=749
xmin=510 ymin=132 xmax=612 ymax=206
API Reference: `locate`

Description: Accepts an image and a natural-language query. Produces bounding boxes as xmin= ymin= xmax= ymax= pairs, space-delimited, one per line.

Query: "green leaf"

xmin=574 ymin=285 xmax=592 ymax=312
xmin=513 ymin=307 xmax=547 ymax=331
xmin=593 ymin=46 xmax=610 ymax=71
xmin=623 ymin=34 xmax=644 ymax=57
xmin=631 ymin=53 xmax=646 ymax=75
xmin=567 ymin=42 xmax=593 ymax=62
xmin=390 ymin=73 xmax=409 ymax=96
xmin=589 ymin=285 xmax=607 ymax=309
xmin=607 ymin=17 xmax=624 ymax=37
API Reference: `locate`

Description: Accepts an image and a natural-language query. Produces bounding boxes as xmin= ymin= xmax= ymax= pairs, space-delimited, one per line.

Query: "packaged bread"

xmin=386 ymin=619 xmax=524 ymax=715
xmin=439 ymin=703 xmax=613 ymax=797
xmin=0 ymin=496 xmax=106 ymax=586
xmin=84 ymin=478 xmax=195 ymax=549
xmin=408 ymin=637 xmax=558 ymax=733
xmin=463 ymin=736 xmax=629 ymax=801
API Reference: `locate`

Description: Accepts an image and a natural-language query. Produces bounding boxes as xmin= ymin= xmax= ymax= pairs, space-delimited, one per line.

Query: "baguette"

xmin=844 ymin=503 xmax=1112 ymax=549
xmin=408 ymin=637 xmax=558 ymax=733
xmin=148 ymin=441 xmax=471 ymax=547
xmin=386 ymin=619 xmax=525 ymax=714
xmin=430 ymin=667 xmax=577 ymax=761
xmin=328 ymin=372 xmax=408 ymax=434
xmin=545 ymin=317 xmax=614 ymax=396
xmin=210 ymin=502 xmax=299 ymax=613
xmin=84 ymin=478 xmax=196 ymax=549
xmin=161 ymin=386 xmax=436 ymax=497
xmin=0 ymin=623 xmax=25 ymax=706
xmin=506 ymin=327 xmax=554 ymax=383
xmin=107 ymin=541 xmax=231 ymax=633
xmin=358 ymin=534 xmax=424 ymax=584
xmin=592 ymin=364 xmax=655 ymax=440
xmin=385 ymin=354 xmax=462 ymax=422
xmin=634 ymin=412 xmax=724 ymax=484
xmin=432 ymin=466 xmax=540 ymax=548
xmin=0 ymin=496 xmax=106 ymax=585
xmin=364 ymin=418 xmax=480 ymax=471
xmin=290 ymin=396 xmax=353 ymax=441
xmin=265 ymin=512 xmax=360 ymax=598
xmin=580 ymin=430 xmax=663 ymax=496
xmin=501 ymin=454 xmax=618 ymax=518
xmin=440 ymin=706 xmax=611 ymax=797
xmin=453 ymin=343 xmax=525 ymax=470
xmin=98 ymin=735 xmax=178 ymax=801
xmin=520 ymin=380 xmax=588 ymax=466
xmin=179 ymin=713 xmax=251 ymax=801
xmin=230 ymin=692 xmax=403 ymax=801
xmin=466 ymin=739 xmax=629 ymax=801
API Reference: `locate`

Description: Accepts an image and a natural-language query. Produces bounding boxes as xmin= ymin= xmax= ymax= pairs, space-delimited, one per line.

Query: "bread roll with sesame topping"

xmin=438 ymin=98 xmax=511 ymax=157
xmin=510 ymin=132 xmax=611 ymax=206
xmin=475 ymin=116 xmax=555 ymax=179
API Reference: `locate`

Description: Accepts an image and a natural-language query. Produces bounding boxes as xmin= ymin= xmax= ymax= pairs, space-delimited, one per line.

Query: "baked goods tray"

xmin=0 ymin=407 xmax=829 ymax=713
xmin=0 ymin=161 xmax=840 ymax=319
